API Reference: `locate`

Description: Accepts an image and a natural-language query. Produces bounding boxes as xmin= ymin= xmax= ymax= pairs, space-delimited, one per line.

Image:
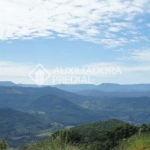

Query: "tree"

xmin=0 ymin=139 xmax=8 ymax=150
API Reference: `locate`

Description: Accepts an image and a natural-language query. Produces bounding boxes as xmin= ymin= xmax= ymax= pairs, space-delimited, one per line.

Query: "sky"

xmin=0 ymin=0 xmax=150 ymax=85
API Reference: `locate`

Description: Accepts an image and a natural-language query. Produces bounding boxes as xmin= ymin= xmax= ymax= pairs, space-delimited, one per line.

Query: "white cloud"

xmin=117 ymin=47 xmax=150 ymax=65
xmin=84 ymin=61 xmax=150 ymax=78
xmin=131 ymin=49 xmax=150 ymax=62
xmin=109 ymin=27 xmax=120 ymax=32
xmin=0 ymin=60 xmax=150 ymax=84
xmin=0 ymin=0 xmax=150 ymax=47
xmin=0 ymin=61 xmax=32 ymax=77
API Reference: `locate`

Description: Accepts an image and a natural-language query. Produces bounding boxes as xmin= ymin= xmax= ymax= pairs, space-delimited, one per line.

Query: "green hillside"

xmin=29 ymin=94 xmax=106 ymax=125
xmin=79 ymin=97 xmax=150 ymax=124
xmin=1 ymin=86 xmax=150 ymax=125
xmin=70 ymin=119 xmax=125 ymax=138
xmin=21 ymin=134 xmax=150 ymax=150
xmin=114 ymin=134 xmax=150 ymax=150
xmin=1 ymin=86 xmax=150 ymax=149
xmin=0 ymin=86 xmax=108 ymax=125
xmin=0 ymin=108 xmax=62 ymax=148
xmin=22 ymin=119 xmax=140 ymax=150
xmin=19 ymin=134 xmax=150 ymax=150
xmin=2 ymin=119 xmax=149 ymax=150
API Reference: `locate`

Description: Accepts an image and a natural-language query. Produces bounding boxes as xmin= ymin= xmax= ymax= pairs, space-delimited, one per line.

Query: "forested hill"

xmin=0 ymin=108 xmax=62 ymax=147
xmin=23 ymin=119 xmax=150 ymax=150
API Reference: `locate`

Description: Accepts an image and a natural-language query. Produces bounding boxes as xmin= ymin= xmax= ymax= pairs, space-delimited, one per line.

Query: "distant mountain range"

xmin=1 ymin=81 xmax=150 ymax=93
xmin=1 ymin=81 xmax=150 ymax=99
xmin=0 ymin=85 xmax=108 ymax=125
xmin=76 ymin=90 xmax=150 ymax=97
xmin=0 ymin=84 xmax=150 ymax=125
xmin=0 ymin=81 xmax=38 ymax=87
xmin=1 ymin=82 xmax=150 ymax=148
xmin=53 ymin=83 xmax=150 ymax=93
xmin=0 ymin=81 xmax=16 ymax=86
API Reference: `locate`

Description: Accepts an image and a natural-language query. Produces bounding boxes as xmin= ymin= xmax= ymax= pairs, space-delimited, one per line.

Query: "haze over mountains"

xmin=1 ymin=81 xmax=150 ymax=98
xmin=1 ymin=81 xmax=150 ymax=92
xmin=53 ymin=83 xmax=150 ymax=92
xmin=0 ymin=85 xmax=106 ymax=125
xmin=0 ymin=81 xmax=150 ymax=124
xmin=0 ymin=81 xmax=150 ymax=147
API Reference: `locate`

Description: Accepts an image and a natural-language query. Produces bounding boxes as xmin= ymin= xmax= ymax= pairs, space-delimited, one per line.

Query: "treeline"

xmin=15 ymin=120 xmax=150 ymax=150
xmin=48 ymin=122 xmax=150 ymax=150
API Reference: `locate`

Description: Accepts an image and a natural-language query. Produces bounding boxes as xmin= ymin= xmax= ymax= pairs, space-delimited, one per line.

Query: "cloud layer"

xmin=0 ymin=60 xmax=150 ymax=84
xmin=0 ymin=0 xmax=150 ymax=47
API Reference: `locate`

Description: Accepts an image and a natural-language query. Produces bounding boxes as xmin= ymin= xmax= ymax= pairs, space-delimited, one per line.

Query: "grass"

xmin=22 ymin=137 xmax=87 ymax=150
xmin=36 ymin=132 xmax=52 ymax=137
xmin=114 ymin=133 xmax=150 ymax=150
xmin=10 ymin=133 xmax=150 ymax=150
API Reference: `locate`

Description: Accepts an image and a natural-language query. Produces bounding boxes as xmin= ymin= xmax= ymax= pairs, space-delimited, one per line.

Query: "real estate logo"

xmin=29 ymin=64 xmax=51 ymax=86
xmin=29 ymin=64 xmax=122 ymax=86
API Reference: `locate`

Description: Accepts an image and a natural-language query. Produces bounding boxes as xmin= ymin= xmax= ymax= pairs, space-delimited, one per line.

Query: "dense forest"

xmin=23 ymin=119 xmax=150 ymax=150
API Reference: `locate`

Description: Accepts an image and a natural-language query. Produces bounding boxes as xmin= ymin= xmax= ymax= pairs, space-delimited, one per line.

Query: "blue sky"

xmin=0 ymin=0 xmax=150 ymax=85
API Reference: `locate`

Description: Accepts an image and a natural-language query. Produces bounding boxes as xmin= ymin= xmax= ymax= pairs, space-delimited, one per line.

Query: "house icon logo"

xmin=29 ymin=64 xmax=51 ymax=86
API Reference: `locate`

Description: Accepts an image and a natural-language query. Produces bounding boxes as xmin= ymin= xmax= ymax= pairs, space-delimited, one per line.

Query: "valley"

xmin=0 ymin=83 xmax=150 ymax=148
